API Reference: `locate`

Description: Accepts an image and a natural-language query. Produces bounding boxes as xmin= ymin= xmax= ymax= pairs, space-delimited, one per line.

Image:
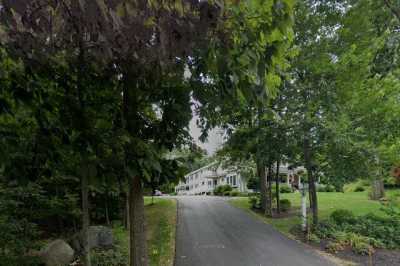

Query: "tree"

xmin=1 ymin=1 xmax=296 ymax=265
xmin=324 ymin=0 xmax=400 ymax=196
xmin=278 ymin=0 xmax=345 ymax=226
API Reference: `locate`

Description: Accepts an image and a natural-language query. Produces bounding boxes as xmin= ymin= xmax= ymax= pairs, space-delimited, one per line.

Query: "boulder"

xmin=70 ymin=225 xmax=113 ymax=253
xmin=87 ymin=225 xmax=113 ymax=249
xmin=41 ymin=239 xmax=74 ymax=266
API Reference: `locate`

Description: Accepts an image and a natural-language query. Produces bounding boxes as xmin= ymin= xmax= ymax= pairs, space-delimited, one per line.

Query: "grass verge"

xmin=105 ymin=198 xmax=177 ymax=266
xmin=230 ymin=191 xmax=399 ymax=237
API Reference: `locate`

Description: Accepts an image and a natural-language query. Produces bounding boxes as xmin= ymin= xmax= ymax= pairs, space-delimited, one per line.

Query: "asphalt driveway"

xmin=175 ymin=196 xmax=336 ymax=266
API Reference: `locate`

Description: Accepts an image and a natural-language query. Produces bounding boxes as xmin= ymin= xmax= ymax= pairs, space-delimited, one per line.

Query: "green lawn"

xmin=230 ymin=190 xmax=400 ymax=236
xmin=111 ymin=198 xmax=177 ymax=266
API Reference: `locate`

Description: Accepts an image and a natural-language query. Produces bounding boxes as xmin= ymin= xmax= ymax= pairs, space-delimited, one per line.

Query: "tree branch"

xmin=383 ymin=0 xmax=400 ymax=23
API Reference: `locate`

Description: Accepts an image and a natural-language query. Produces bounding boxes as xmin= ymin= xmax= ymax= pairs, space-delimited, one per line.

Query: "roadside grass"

xmin=112 ymin=198 xmax=177 ymax=266
xmin=230 ymin=190 xmax=400 ymax=236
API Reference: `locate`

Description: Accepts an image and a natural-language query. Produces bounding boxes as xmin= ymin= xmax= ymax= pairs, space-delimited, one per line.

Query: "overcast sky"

xmin=189 ymin=114 xmax=224 ymax=155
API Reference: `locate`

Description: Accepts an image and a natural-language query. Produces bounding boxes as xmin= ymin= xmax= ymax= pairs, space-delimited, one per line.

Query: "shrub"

xmin=279 ymin=184 xmax=292 ymax=193
xmin=92 ymin=248 xmax=129 ymax=266
xmin=322 ymin=210 xmax=400 ymax=250
xmin=326 ymin=241 xmax=345 ymax=253
xmin=279 ymin=199 xmax=291 ymax=212
xmin=308 ymin=233 xmax=320 ymax=244
xmin=213 ymin=186 xmax=223 ymax=196
xmin=229 ymin=190 xmax=239 ymax=197
xmin=350 ymin=213 xmax=400 ymax=249
xmin=249 ymin=194 xmax=261 ymax=209
xmin=223 ymin=190 xmax=231 ymax=196
xmin=325 ymin=184 xmax=336 ymax=192
xmin=344 ymin=232 xmax=375 ymax=255
xmin=354 ymin=186 xmax=365 ymax=192
xmin=317 ymin=184 xmax=336 ymax=192
xmin=213 ymin=184 xmax=233 ymax=196
xmin=384 ymin=177 xmax=400 ymax=188
xmin=247 ymin=176 xmax=259 ymax=191
xmin=330 ymin=232 xmax=374 ymax=255
xmin=315 ymin=221 xmax=339 ymax=239
xmin=330 ymin=209 xmax=356 ymax=225
xmin=0 ymin=215 xmax=40 ymax=263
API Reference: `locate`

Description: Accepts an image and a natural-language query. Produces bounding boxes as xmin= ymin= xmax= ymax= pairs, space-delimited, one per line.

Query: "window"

xmin=202 ymin=181 xmax=205 ymax=185
xmin=232 ymin=175 xmax=237 ymax=186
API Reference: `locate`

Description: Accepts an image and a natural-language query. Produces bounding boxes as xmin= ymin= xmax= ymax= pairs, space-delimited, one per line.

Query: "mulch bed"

xmin=335 ymin=248 xmax=400 ymax=266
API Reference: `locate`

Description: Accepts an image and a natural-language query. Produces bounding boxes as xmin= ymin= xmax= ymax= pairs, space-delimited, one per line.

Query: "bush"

xmin=249 ymin=194 xmax=261 ymax=209
xmin=354 ymin=186 xmax=365 ymax=192
xmin=0 ymin=215 xmax=40 ymax=264
xmin=384 ymin=177 xmax=400 ymax=188
xmin=326 ymin=241 xmax=345 ymax=253
xmin=350 ymin=213 xmax=400 ymax=249
xmin=319 ymin=209 xmax=400 ymax=250
xmin=213 ymin=184 xmax=233 ymax=196
xmin=92 ymin=248 xmax=128 ymax=266
xmin=279 ymin=184 xmax=292 ymax=193
xmin=223 ymin=190 xmax=231 ymax=196
xmin=330 ymin=209 xmax=356 ymax=225
xmin=308 ymin=233 xmax=320 ymax=244
xmin=247 ymin=176 xmax=259 ymax=191
xmin=326 ymin=232 xmax=374 ymax=255
xmin=229 ymin=190 xmax=239 ymax=197
xmin=317 ymin=184 xmax=336 ymax=192
xmin=325 ymin=184 xmax=336 ymax=192
xmin=279 ymin=199 xmax=291 ymax=212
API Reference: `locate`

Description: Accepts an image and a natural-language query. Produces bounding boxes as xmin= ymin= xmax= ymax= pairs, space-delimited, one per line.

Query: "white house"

xmin=175 ymin=162 xmax=248 ymax=195
xmin=175 ymin=161 xmax=306 ymax=195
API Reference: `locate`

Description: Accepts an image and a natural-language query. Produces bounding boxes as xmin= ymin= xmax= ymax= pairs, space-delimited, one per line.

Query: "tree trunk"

xmin=129 ymin=176 xmax=148 ymax=266
xmin=308 ymin=169 xmax=318 ymax=227
xmin=81 ymin=174 xmax=91 ymax=266
xmin=117 ymin=176 xmax=128 ymax=230
xmin=105 ymin=187 xmax=110 ymax=226
xmin=370 ymin=179 xmax=385 ymax=200
xmin=265 ymin=165 xmax=273 ymax=217
xmin=125 ymin=193 xmax=130 ymax=230
xmin=275 ymin=160 xmax=281 ymax=214
xmin=257 ymin=161 xmax=267 ymax=211
xmin=304 ymin=137 xmax=318 ymax=226
xmin=55 ymin=184 xmax=64 ymax=233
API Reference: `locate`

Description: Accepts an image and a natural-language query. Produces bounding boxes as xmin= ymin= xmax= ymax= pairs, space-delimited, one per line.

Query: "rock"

xmin=87 ymin=225 xmax=113 ymax=249
xmin=41 ymin=239 xmax=74 ymax=266
xmin=70 ymin=225 xmax=113 ymax=253
xmin=69 ymin=234 xmax=83 ymax=254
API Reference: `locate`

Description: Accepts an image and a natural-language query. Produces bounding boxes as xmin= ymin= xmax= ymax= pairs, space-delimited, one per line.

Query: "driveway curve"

xmin=175 ymin=196 xmax=335 ymax=266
